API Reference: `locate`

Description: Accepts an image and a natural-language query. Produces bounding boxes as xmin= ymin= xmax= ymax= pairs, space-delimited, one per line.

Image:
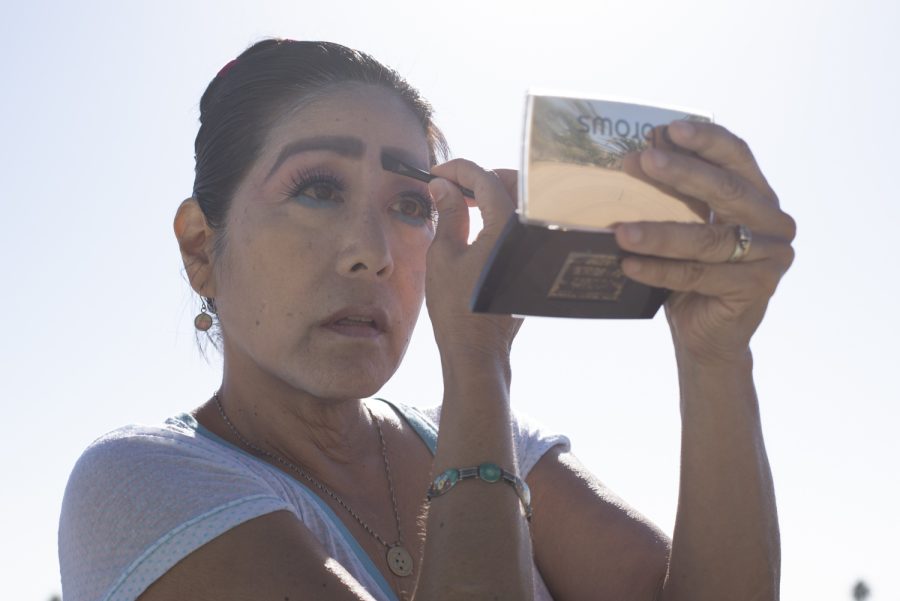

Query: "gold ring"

xmin=727 ymin=224 xmax=752 ymax=262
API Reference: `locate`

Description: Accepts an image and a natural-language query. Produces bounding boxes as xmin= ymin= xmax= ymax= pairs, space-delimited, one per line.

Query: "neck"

xmin=198 ymin=354 xmax=381 ymax=483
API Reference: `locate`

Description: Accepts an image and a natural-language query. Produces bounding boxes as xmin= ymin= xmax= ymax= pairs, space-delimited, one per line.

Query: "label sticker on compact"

xmin=547 ymin=252 xmax=626 ymax=301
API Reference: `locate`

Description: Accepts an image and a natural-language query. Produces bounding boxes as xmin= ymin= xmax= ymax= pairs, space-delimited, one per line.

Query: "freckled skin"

xmin=211 ymin=85 xmax=434 ymax=401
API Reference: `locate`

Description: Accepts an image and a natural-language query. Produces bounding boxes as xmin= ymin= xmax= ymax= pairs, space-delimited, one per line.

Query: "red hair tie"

xmin=216 ymin=58 xmax=238 ymax=78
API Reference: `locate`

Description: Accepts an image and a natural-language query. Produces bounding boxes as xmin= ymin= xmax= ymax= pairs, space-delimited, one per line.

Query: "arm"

xmin=525 ymin=357 xmax=779 ymax=601
xmin=139 ymin=511 xmax=379 ymax=601
xmin=527 ymin=122 xmax=792 ymax=601
xmin=413 ymin=161 xmax=534 ymax=599
xmin=663 ymin=352 xmax=779 ymax=601
xmin=614 ymin=121 xmax=792 ymax=601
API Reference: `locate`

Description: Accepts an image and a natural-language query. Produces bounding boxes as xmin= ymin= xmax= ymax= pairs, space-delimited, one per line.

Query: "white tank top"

xmin=58 ymin=398 xmax=570 ymax=601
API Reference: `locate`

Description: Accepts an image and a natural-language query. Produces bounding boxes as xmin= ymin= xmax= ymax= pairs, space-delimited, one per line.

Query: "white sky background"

xmin=1 ymin=0 xmax=897 ymax=599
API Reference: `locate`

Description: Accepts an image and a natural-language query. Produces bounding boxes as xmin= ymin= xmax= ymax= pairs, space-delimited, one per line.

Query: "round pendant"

xmin=387 ymin=545 xmax=414 ymax=577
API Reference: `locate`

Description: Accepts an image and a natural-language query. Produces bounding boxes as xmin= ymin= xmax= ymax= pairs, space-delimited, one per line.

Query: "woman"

xmin=59 ymin=39 xmax=794 ymax=601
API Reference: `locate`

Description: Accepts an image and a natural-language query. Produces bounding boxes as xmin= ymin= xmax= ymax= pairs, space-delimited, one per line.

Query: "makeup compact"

xmin=470 ymin=93 xmax=712 ymax=319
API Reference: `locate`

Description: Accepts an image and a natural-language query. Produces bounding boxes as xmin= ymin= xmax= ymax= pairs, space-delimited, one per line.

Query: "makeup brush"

xmin=381 ymin=154 xmax=475 ymax=199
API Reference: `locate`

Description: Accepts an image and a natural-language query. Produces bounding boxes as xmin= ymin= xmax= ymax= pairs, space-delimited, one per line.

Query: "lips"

xmin=322 ymin=306 xmax=388 ymax=338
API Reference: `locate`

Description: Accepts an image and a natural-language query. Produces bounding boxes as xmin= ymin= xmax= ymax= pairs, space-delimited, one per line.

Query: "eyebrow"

xmin=265 ymin=136 xmax=363 ymax=181
xmin=264 ymin=135 xmax=428 ymax=182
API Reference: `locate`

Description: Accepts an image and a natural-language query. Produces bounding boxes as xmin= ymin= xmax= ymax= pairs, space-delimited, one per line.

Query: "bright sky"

xmin=2 ymin=1 xmax=898 ymax=599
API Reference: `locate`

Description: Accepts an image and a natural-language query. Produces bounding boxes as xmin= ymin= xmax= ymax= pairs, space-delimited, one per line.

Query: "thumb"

xmin=429 ymin=177 xmax=469 ymax=250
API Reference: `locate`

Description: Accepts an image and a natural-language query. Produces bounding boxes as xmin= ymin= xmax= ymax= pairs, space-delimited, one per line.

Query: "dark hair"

xmin=193 ymin=38 xmax=447 ymax=244
xmin=189 ymin=39 xmax=448 ymax=347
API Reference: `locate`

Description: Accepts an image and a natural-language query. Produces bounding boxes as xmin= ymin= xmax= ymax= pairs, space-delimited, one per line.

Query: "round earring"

xmin=194 ymin=298 xmax=215 ymax=332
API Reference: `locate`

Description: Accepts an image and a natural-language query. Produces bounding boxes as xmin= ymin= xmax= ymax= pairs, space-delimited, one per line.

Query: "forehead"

xmin=261 ymin=84 xmax=431 ymax=167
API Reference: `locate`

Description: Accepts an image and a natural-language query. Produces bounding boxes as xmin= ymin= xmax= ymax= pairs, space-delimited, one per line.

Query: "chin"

xmin=286 ymin=363 xmax=395 ymax=402
xmin=306 ymin=381 xmax=385 ymax=403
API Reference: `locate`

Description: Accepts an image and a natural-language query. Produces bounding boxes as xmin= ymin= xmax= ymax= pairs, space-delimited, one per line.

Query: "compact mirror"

xmin=471 ymin=93 xmax=712 ymax=319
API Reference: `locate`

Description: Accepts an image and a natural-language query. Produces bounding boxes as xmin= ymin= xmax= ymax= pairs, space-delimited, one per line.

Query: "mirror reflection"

xmin=524 ymin=95 xmax=712 ymax=230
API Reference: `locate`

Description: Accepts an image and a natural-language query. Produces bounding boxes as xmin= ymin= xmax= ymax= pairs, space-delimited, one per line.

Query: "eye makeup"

xmin=283 ymin=168 xmax=345 ymax=202
xmin=283 ymin=166 xmax=436 ymax=225
xmin=381 ymin=153 xmax=475 ymax=199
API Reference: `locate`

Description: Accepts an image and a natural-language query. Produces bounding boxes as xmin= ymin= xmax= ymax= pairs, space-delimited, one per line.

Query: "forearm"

xmin=661 ymin=351 xmax=780 ymax=601
xmin=414 ymin=350 xmax=534 ymax=601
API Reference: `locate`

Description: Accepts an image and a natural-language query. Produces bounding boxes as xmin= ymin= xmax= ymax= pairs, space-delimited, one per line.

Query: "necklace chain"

xmin=213 ymin=392 xmax=404 ymax=551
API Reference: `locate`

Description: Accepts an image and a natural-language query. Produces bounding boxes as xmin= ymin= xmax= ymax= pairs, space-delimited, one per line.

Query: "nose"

xmin=335 ymin=209 xmax=394 ymax=279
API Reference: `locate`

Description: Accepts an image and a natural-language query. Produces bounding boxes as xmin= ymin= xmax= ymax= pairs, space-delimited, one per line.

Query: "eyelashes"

xmin=283 ymin=169 xmax=345 ymax=203
xmin=282 ymin=167 xmax=435 ymax=224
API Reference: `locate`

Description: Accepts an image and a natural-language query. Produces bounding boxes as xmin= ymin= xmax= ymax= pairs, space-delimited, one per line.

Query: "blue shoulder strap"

xmin=373 ymin=398 xmax=438 ymax=456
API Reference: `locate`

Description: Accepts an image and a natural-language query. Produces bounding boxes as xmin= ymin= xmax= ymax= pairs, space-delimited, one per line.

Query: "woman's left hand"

xmin=614 ymin=121 xmax=796 ymax=365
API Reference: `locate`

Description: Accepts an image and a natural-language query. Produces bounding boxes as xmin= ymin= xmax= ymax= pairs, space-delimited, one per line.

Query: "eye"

xmin=307 ymin=181 xmax=340 ymax=202
xmin=284 ymin=170 xmax=345 ymax=204
xmin=392 ymin=193 xmax=436 ymax=225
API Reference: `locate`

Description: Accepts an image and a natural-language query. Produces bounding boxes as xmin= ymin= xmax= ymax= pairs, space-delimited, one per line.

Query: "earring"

xmin=194 ymin=297 xmax=215 ymax=332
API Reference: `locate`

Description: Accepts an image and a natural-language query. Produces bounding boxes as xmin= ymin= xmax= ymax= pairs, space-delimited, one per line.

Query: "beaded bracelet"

xmin=427 ymin=462 xmax=533 ymax=521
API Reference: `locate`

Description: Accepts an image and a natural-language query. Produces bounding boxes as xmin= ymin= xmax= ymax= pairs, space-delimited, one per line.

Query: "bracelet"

xmin=427 ymin=462 xmax=533 ymax=521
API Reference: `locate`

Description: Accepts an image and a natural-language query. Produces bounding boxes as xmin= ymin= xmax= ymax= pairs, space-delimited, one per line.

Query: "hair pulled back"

xmin=192 ymin=39 xmax=448 ymax=247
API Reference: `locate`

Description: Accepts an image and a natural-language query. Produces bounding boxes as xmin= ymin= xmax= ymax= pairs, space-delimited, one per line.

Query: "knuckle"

xmin=784 ymin=244 xmax=796 ymax=269
xmin=717 ymin=171 xmax=746 ymax=203
xmin=704 ymin=123 xmax=734 ymax=151
xmin=747 ymin=266 xmax=778 ymax=297
xmin=758 ymin=270 xmax=780 ymax=297
xmin=773 ymin=243 xmax=796 ymax=272
xmin=681 ymin=262 xmax=707 ymax=288
xmin=694 ymin=122 xmax=721 ymax=149
xmin=732 ymin=135 xmax=754 ymax=162
xmin=696 ymin=225 xmax=725 ymax=257
xmin=782 ymin=213 xmax=798 ymax=241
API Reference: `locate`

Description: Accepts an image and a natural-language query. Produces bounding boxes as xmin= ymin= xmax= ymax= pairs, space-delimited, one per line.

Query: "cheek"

xmin=399 ymin=239 xmax=430 ymax=294
xmin=215 ymin=219 xmax=324 ymax=334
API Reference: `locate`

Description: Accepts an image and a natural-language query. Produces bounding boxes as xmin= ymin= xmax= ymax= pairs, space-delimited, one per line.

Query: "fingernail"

xmin=670 ymin=120 xmax=695 ymax=139
xmin=621 ymin=224 xmax=643 ymax=245
xmin=429 ymin=178 xmax=452 ymax=206
xmin=646 ymin=148 xmax=668 ymax=169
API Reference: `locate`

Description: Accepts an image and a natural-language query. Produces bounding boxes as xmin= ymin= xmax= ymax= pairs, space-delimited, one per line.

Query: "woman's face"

xmin=212 ymin=84 xmax=435 ymax=400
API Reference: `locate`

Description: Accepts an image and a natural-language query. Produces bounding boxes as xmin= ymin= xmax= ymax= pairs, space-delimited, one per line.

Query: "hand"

xmin=613 ymin=121 xmax=796 ymax=365
xmin=425 ymin=160 xmax=523 ymax=361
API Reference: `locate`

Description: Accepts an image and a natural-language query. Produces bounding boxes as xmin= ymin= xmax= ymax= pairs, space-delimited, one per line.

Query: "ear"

xmin=174 ymin=198 xmax=218 ymax=297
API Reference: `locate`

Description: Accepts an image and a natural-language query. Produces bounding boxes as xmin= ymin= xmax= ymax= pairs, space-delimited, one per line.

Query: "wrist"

xmin=440 ymin=347 xmax=512 ymax=391
xmin=675 ymin=349 xmax=758 ymax=419
xmin=674 ymin=342 xmax=754 ymax=373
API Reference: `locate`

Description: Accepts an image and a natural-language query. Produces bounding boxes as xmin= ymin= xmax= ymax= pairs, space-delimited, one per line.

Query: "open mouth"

xmin=333 ymin=316 xmax=378 ymax=328
xmin=323 ymin=307 xmax=387 ymax=338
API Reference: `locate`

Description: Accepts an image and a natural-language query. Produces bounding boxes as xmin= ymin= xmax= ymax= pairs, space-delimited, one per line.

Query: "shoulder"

xmin=62 ymin=414 xmax=266 ymax=502
xmin=59 ymin=415 xmax=291 ymax=601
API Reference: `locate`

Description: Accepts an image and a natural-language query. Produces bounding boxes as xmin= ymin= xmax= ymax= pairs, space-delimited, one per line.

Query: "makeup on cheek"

xmin=381 ymin=153 xmax=475 ymax=199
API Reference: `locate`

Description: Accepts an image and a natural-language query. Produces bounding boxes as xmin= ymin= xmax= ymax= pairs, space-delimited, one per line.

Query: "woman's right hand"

xmin=419 ymin=161 xmax=537 ymax=600
xmin=425 ymin=160 xmax=523 ymax=364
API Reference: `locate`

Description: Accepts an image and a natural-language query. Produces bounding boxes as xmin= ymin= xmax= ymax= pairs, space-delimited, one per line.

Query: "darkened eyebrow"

xmin=265 ymin=136 xmax=365 ymax=181
xmin=265 ymin=135 xmax=428 ymax=181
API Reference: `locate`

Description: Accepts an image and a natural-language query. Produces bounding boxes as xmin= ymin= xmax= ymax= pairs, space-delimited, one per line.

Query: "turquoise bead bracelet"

xmin=426 ymin=462 xmax=533 ymax=521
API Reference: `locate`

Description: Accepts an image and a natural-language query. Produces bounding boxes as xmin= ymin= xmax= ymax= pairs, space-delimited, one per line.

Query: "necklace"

xmin=214 ymin=392 xmax=414 ymax=577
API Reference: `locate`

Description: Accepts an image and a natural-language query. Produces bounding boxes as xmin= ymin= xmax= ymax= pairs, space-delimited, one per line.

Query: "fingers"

xmin=428 ymin=178 xmax=470 ymax=250
xmin=431 ymin=159 xmax=516 ymax=235
xmin=615 ymin=220 xmax=795 ymax=301
xmin=616 ymin=222 xmax=794 ymax=264
xmin=493 ymin=168 xmax=519 ymax=204
xmin=638 ymin=146 xmax=796 ymax=241
xmin=664 ymin=121 xmax=777 ymax=201
xmin=621 ymin=257 xmax=788 ymax=300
